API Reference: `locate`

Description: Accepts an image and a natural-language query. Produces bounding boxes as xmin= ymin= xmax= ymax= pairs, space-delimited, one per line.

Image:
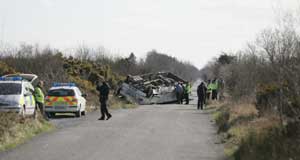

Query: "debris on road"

xmin=118 ymin=72 xmax=187 ymax=105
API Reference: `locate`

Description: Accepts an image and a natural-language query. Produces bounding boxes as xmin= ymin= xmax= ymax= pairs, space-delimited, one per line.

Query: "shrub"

xmin=0 ymin=62 xmax=16 ymax=75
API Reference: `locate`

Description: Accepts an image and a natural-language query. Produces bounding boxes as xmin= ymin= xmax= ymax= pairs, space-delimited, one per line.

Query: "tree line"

xmin=0 ymin=44 xmax=201 ymax=87
xmin=202 ymin=16 xmax=300 ymax=121
xmin=72 ymin=46 xmax=201 ymax=82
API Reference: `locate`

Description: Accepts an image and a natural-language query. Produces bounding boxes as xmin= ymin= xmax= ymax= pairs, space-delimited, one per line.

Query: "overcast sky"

xmin=0 ymin=0 xmax=299 ymax=69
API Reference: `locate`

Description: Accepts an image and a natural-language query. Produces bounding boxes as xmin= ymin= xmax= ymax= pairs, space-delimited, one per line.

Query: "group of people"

xmin=175 ymin=82 xmax=192 ymax=104
xmin=197 ymin=78 xmax=222 ymax=110
xmin=174 ymin=78 xmax=223 ymax=109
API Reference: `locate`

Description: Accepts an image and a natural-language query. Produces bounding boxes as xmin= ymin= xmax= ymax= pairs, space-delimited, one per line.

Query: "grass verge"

xmin=210 ymin=101 xmax=300 ymax=160
xmin=0 ymin=113 xmax=54 ymax=152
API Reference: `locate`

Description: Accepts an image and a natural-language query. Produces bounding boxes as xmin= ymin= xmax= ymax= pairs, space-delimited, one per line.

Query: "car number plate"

xmin=53 ymin=102 xmax=68 ymax=106
xmin=54 ymin=106 xmax=66 ymax=110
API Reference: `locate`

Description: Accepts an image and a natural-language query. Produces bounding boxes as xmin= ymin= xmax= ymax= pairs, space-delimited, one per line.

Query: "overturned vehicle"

xmin=118 ymin=72 xmax=187 ymax=105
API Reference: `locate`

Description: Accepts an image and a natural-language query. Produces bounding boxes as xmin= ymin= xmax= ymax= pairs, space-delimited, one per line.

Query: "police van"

xmin=45 ymin=83 xmax=87 ymax=118
xmin=0 ymin=74 xmax=37 ymax=116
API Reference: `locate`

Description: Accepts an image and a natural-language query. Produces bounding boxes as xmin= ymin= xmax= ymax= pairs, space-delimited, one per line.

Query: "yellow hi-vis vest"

xmin=211 ymin=82 xmax=218 ymax=90
xmin=207 ymin=83 xmax=213 ymax=91
xmin=34 ymin=87 xmax=45 ymax=103
xmin=185 ymin=84 xmax=192 ymax=94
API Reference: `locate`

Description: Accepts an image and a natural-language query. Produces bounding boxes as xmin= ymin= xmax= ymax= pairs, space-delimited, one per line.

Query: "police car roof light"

xmin=0 ymin=77 xmax=23 ymax=81
xmin=52 ymin=83 xmax=76 ymax=87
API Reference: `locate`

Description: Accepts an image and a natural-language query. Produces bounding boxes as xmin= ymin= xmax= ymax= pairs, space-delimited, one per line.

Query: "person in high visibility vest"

xmin=211 ymin=79 xmax=219 ymax=100
xmin=34 ymin=81 xmax=48 ymax=120
xmin=184 ymin=82 xmax=192 ymax=105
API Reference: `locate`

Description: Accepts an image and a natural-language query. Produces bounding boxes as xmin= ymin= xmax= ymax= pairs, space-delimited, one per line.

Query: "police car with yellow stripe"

xmin=45 ymin=83 xmax=87 ymax=118
xmin=0 ymin=74 xmax=37 ymax=116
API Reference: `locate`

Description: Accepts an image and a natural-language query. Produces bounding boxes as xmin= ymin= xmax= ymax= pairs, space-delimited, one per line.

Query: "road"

xmin=0 ymin=92 xmax=224 ymax=160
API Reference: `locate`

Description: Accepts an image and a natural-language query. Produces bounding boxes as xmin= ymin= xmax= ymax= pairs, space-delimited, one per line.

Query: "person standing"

xmin=96 ymin=81 xmax=112 ymax=120
xmin=34 ymin=81 xmax=48 ymax=120
xmin=203 ymin=82 xmax=208 ymax=105
xmin=206 ymin=80 xmax=212 ymax=101
xmin=179 ymin=82 xmax=185 ymax=104
xmin=175 ymin=82 xmax=183 ymax=104
xmin=211 ymin=79 xmax=219 ymax=100
xmin=197 ymin=82 xmax=206 ymax=110
xmin=184 ymin=82 xmax=192 ymax=105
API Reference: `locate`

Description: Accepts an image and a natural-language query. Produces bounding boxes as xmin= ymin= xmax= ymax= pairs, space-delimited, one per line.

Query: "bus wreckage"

xmin=118 ymin=72 xmax=187 ymax=105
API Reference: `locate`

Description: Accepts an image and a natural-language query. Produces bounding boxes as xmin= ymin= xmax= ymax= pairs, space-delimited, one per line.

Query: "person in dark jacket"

xmin=180 ymin=82 xmax=185 ymax=104
xmin=203 ymin=82 xmax=208 ymax=105
xmin=175 ymin=82 xmax=183 ymax=104
xmin=197 ymin=82 xmax=206 ymax=110
xmin=96 ymin=81 xmax=112 ymax=120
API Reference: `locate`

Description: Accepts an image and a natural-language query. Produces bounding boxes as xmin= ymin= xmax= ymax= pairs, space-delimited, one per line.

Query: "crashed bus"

xmin=118 ymin=72 xmax=187 ymax=105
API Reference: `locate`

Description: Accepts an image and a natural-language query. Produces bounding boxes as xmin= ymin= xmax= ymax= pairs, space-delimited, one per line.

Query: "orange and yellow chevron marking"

xmin=45 ymin=96 xmax=77 ymax=106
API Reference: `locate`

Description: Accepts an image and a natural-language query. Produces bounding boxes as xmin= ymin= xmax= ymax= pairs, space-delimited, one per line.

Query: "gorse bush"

xmin=0 ymin=62 xmax=16 ymax=75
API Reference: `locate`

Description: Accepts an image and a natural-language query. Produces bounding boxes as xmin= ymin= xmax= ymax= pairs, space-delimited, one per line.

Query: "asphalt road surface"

xmin=0 ymin=92 xmax=224 ymax=160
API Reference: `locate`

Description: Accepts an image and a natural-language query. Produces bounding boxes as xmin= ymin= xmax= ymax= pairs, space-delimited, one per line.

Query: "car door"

xmin=75 ymin=88 xmax=86 ymax=111
xmin=23 ymin=83 xmax=35 ymax=115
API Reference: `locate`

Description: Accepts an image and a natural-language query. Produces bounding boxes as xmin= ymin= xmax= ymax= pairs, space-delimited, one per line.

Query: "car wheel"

xmin=75 ymin=110 xmax=81 ymax=118
xmin=47 ymin=112 xmax=55 ymax=118
xmin=50 ymin=113 xmax=56 ymax=117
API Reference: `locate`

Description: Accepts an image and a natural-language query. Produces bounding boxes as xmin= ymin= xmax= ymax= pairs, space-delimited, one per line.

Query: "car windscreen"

xmin=48 ymin=89 xmax=75 ymax=97
xmin=0 ymin=83 xmax=22 ymax=95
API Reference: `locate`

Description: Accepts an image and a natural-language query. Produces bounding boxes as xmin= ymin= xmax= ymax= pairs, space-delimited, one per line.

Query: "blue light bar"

xmin=52 ymin=83 xmax=76 ymax=87
xmin=0 ymin=77 xmax=23 ymax=81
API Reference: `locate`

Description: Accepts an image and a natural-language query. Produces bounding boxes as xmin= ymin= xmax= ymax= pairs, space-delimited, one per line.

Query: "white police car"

xmin=0 ymin=74 xmax=37 ymax=116
xmin=45 ymin=83 xmax=87 ymax=118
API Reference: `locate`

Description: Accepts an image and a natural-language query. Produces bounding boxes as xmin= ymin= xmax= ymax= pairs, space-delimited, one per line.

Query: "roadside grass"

xmin=210 ymin=101 xmax=300 ymax=160
xmin=0 ymin=113 xmax=54 ymax=152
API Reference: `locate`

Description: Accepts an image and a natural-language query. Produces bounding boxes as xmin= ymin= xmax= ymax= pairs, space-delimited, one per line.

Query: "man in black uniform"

xmin=96 ymin=81 xmax=112 ymax=120
xmin=197 ymin=82 xmax=206 ymax=110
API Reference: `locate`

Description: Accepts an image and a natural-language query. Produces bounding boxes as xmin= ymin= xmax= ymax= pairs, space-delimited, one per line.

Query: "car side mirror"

xmin=82 ymin=93 xmax=87 ymax=98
